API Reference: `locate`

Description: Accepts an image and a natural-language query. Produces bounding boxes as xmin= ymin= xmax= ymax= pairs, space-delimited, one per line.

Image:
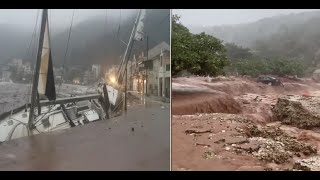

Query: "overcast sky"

xmin=173 ymin=9 xmax=320 ymax=27
xmin=0 ymin=9 xmax=136 ymax=29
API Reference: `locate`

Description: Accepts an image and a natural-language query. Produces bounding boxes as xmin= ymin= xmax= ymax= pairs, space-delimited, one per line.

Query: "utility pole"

xmin=145 ymin=35 xmax=149 ymax=95
xmin=124 ymin=66 xmax=127 ymax=112
xmin=28 ymin=9 xmax=48 ymax=131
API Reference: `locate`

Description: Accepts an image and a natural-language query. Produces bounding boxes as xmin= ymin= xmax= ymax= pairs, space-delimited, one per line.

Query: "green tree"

xmin=229 ymin=58 xmax=306 ymax=77
xmin=172 ymin=15 xmax=200 ymax=75
xmin=225 ymin=43 xmax=253 ymax=61
xmin=172 ymin=15 xmax=228 ymax=76
xmin=192 ymin=33 xmax=228 ymax=76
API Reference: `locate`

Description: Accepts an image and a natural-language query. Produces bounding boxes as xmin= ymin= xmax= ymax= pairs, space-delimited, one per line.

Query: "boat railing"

xmin=0 ymin=104 xmax=30 ymax=121
xmin=6 ymin=122 xmax=30 ymax=141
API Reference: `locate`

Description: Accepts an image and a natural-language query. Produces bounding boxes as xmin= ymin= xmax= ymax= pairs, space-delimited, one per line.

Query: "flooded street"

xmin=0 ymin=91 xmax=170 ymax=170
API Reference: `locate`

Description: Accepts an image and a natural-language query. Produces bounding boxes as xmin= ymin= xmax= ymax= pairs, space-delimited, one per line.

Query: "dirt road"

xmin=172 ymin=76 xmax=320 ymax=171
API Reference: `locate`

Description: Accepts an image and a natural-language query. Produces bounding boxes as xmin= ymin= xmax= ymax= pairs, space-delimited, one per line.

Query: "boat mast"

xmin=28 ymin=9 xmax=48 ymax=130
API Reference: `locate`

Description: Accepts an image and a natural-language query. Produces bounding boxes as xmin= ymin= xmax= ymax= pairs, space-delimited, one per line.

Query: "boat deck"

xmin=0 ymin=100 xmax=170 ymax=170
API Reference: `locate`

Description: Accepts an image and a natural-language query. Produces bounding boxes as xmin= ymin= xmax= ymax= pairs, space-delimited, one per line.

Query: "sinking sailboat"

xmin=0 ymin=9 xmax=118 ymax=142
xmin=0 ymin=9 xmax=144 ymax=143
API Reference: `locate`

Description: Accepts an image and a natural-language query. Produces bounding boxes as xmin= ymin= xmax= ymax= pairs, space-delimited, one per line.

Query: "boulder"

xmin=272 ymin=95 xmax=320 ymax=129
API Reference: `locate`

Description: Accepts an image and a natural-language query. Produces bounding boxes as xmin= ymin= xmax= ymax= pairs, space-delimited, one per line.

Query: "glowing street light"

xmin=110 ymin=76 xmax=116 ymax=84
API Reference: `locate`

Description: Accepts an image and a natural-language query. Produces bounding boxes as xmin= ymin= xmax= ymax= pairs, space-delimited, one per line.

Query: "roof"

xmin=147 ymin=42 xmax=170 ymax=60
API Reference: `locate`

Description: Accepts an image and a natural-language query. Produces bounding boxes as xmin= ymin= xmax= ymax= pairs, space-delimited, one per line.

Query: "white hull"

xmin=106 ymin=85 xmax=118 ymax=106
xmin=0 ymin=99 xmax=104 ymax=142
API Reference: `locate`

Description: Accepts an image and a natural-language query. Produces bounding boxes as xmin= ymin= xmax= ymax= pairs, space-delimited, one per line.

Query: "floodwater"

xmin=0 ymin=82 xmax=97 ymax=115
xmin=0 ymin=90 xmax=170 ymax=170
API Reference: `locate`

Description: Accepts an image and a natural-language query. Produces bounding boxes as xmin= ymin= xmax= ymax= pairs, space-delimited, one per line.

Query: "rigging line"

xmin=117 ymin=9 xmax=121 ymax=38
xmin=25 ymin=9 xmax=40 ymax=60
xmin=117 ymin=9 xmax=122 ymax=61
xmin=104 ymin=9 xmax=108 ymax=62
xmin=58 ymin=9 xmax=76 ymax=94
xmin=33 ymin=104 xmax=56 ymax=124
xmin=26 ymin=9 xmax=40 ymax=105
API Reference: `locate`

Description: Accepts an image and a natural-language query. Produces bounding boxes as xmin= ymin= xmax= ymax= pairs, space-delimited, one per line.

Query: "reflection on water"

xmin=140 ymin=94 xmax=146 ymax=105
xmin=29 ymin=135 xmax=59 ymax=170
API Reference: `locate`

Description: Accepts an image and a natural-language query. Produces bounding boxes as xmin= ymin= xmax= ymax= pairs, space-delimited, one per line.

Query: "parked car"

xmin=257 ymin=76 xmax=284 ymax=86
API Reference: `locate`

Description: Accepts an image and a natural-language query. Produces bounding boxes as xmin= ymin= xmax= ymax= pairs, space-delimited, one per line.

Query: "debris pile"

xmin=127 ymin=92 xmax=140 ymax=102
xmin=250 ymin=137 xmax=291 ymax=164
xmin=236 ymin=125 xmax=317 ymax=164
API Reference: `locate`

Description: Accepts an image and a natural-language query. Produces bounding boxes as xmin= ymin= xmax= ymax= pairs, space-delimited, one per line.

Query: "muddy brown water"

xmin=172 ymin=77 xmax=320 ymax=171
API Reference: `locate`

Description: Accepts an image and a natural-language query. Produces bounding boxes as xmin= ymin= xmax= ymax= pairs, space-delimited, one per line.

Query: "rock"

xmin=294 ymin=156 xmax=320 ymax=171
xmin=272 ymin=95 xmax=320 ymax=129
xmin=294 ymin=152 xmax=301 ymax=157
xmin=185 ymin=129 xmax=212 ymax=135
xmin=236 ymin=140 xmax=261 ymax=153
xmin=214 ymin=139 xmax=225 ymax=144
xmin=203 ymin=151 xmax=215 ymax=159
xmin=293 ymin=162 xmax=311 ymax=171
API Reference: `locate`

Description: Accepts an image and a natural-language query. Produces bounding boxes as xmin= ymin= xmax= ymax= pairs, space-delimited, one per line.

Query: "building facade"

xmin=127 ymin=41 xmax=170 ymax=98
xmin=146 ymin=42 xmax=170 ymax=98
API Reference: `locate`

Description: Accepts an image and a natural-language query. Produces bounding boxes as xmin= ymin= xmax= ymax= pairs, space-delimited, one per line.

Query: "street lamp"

xmin=110 ymin=76 xmax=116 ymax=84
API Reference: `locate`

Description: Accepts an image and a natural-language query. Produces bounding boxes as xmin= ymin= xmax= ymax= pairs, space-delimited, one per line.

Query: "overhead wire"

xmin=58 ymin=9 xmax=76 ymax=95
xmin=25 ymin=9 xmax=41 ymax=105
xmin=53 ymin=10 xmax=75 ymax=131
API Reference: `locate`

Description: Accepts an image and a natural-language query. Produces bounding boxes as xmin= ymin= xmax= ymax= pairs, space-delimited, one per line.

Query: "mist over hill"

xmin=188 ymin=10 xmax=320 ymax=65
xmin=0 ymin=9 xmax=170 ymax=68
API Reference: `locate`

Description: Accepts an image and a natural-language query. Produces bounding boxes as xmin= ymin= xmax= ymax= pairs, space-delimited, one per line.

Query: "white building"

xmin=9 ymin=59 xmax=23 ymax=68
xmin=1 ymin=71 xmax=11 ymax=82
xmin=146 ymin=42 xmax=170 ymax=98
xmin=92 ymin=64 xmax=101 ymax=79
xmin=22 ymin=62 xmax=32 ymax=75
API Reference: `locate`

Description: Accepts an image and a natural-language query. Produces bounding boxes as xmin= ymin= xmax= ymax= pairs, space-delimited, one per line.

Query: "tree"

xmin=192 ymin=33 xmax=228 ymax=76
xmin=225 ymin=43 xmax=253 ymax=61
xmin=229 ymin=58 xmax=306 ymax=77
xmin=172 ymin=15 xmax=228 ymax=76
xmin=172 ymin=15 xmax=200 ymax=75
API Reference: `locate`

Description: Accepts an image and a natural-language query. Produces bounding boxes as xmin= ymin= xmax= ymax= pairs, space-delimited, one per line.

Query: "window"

xmin=166 ymin=64 xmax=170 ymax=71
xmin=77 ymin=106 xmax=90 ymax=114
xmin=160 ymin=55 xmax=163 ymax=67
xmin=41 ymin=117 xmax=51 ymax=129
xmin=146 ymin=60 xmax=153 ymax=70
